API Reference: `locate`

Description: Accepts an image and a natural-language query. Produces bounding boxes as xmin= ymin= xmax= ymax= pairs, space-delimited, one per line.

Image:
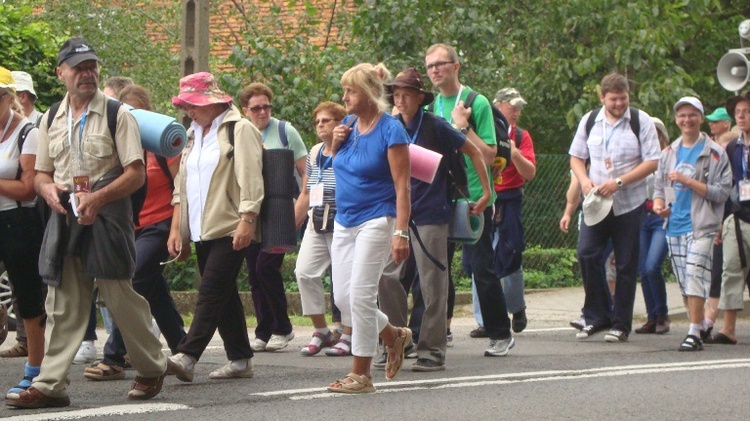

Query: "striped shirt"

xmin=305 ymin=143 xmax=336 ymax=210
xmin=569 ymin=107 xmax=661 ymax=215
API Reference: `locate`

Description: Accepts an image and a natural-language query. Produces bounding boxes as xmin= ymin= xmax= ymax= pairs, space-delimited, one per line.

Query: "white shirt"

xmin=0 ymin=118 xmax=38 ymax=211
xmin=186 ymin=110 xmax=228 ymax=242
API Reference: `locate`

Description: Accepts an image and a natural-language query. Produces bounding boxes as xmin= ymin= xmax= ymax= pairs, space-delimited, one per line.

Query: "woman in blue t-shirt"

xmin=326 ymin=63 xmax=411 ymax=394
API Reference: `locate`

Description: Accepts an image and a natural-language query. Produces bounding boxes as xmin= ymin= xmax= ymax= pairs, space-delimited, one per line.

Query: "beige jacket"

xmin=173 ymin=106 xmax=264 ymax=244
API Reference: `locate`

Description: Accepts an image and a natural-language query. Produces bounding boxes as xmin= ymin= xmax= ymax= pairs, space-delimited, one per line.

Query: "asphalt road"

xmin=1 ymin=317 xmax=749 ymax=421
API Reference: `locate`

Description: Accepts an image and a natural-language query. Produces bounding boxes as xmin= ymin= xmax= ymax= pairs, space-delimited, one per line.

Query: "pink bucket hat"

xmin=172 ymin=72 xmax=233 ymax=107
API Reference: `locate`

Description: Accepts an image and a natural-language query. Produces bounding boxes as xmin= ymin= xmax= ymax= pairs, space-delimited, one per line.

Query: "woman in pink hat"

xmin=165 ymin=72 xmax=264 ymax=381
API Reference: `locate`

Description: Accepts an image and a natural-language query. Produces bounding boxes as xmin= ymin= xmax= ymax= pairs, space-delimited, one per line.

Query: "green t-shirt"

xmin=431 ymin=87 xmax=497 ymax=202
xmin=261 ymin=117 xmax=308 ymax=161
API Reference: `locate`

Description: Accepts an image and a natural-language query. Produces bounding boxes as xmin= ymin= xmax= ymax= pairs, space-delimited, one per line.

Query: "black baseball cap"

xmin=57 ymin=37 xmax=100 ymax=67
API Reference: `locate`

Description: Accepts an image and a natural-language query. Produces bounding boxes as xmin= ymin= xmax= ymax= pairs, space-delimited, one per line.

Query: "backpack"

xmin=47 ymin=98 xmax=148 ymax=226
xmin=584 ymin=106 xmax=641 ymax=142
xmin=427 ymin=90 xmax=512 ymax=200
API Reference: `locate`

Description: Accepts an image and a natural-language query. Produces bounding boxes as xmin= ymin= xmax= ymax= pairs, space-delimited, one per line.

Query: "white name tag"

xmin=309 ymin=183 xmax=324 ymax=207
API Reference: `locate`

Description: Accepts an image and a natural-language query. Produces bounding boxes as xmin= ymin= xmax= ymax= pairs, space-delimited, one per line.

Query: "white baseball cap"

xmin=673 ymin=96 xmax=704 ymax=115
xmin=10 ymin=71 xmax=36 ymax=98
xmin=582 ymin=186 xmax=614 ymax=226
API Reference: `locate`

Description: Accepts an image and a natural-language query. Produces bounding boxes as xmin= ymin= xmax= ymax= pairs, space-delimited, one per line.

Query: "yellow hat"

xmin=0 ymin=66 xmax=16 ymax=92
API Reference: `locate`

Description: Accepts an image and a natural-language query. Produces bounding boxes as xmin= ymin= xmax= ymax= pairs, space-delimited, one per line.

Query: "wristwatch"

xmin=459 ymin=126 xmax=470 ymax=135
xmin=616 ymin=178 xmax=624 ymax=187
xmin=393 ymin=230 xmax=409 ymax=240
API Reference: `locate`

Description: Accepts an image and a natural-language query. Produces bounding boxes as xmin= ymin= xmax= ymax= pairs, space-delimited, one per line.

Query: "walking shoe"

xmin=0 ymin=341 xmax=28 ymax=358
xmin=484 ymin=337 xmax=515 ymax=357
xmin=6 ymin=362 xmax=39 ymax=395
xmin=576 ymin=324 xmax=609 ymax=340
xmin=569 ymin=318 xmax=586 ymax=331
xmin=265 ymin=332 xmax=295 ymax=352
xmin=0 ymin=303 xmax=7 ymax=346
xmin=604 ymin=329 xmax=628 ymax=343
xmin=73 ymin=340 xmax=97 ymax=365
xmin=700 ymin=327 xmax=712 ymax=343
xmin=83 ymin=362 xmax=126 ymax=381
xmin=301 ymin=331 xmax=335 ymax=356
xmin=412 ymin=358 xmax=445 ymax=372
xmin=373 ymin=351 xmax=387 ymax=369
xmin=446 ymin=329 xmax=454 ymax=347
xmin=209 ymin=360 xmax=254 ymax=379
xmin=250 ymin=337 xmax=267 ymax=352
xmin=127 ymin=373 xmax=165 ymax=400
xmin=404 ymin=343 xmax=417 ymax=359
xmin=5 ymin=387 xmax=70 ymax=409
xmin=167 ymin=353 xmax=195 ymax=383
xmin=655 ymin=316 xmax=670 ymax=334
xmin=679 ymin=335 xmax=703 ymax=351
xmin=512 ymin=309 xmax=528 ymax=333
xmin=635 ymin=320 xmax=657 ymax=334
xmin=470 ymin=326 xmax=488 ymax=338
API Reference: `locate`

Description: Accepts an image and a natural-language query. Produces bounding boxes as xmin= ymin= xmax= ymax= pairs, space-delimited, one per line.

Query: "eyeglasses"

xmin=314 ymin=117 xmax=333 ymax=125
xmin=245 ymin=104 xmax=272 ymax=113
xmin=426 ymin=61 xmax=455 ymax=71
xmin=0 ymin=93 xmax=8 ymax=101
xmin=736 ymin=109 xmax=750 ymax=117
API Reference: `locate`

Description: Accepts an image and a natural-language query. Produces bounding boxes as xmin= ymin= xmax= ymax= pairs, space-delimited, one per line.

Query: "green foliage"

xmin=523 ymin=246 xmax=581 ymax=289
xmin=0 ymin=2 xmax=63 ymax=108
xmin=23 ymin=0 xmax=181 ymax=114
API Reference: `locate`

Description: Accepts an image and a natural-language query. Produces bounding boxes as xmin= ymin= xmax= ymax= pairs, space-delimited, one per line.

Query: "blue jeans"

xmin=638 ymin=212 xmax=669 ymax=321
xmin=578 ymin=203 xmax=644 ymax=333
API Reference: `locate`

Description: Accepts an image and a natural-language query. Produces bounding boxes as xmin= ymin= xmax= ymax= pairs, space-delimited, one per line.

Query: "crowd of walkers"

xmin=0 ymin=35 xmax=749 ymax=408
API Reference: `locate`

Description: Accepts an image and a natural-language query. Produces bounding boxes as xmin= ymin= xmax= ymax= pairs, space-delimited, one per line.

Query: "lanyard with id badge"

xmin=309 ymin=147 xmax=332 ymax=207
xmin=602 ymin=119 xmax=622 ymax=175
xmin=69 ymin=105 xmax=90 ymax=217
xmin=310 ymin=147 xmax=335 ymax=233
xmin=740 ymin=144 xmax=750 ymax=203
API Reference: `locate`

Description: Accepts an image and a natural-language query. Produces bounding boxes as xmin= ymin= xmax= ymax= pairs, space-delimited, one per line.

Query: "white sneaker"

xmin=73 ymin=340 xmax=97 ymax=364
xmin=250 ymin=337 xmax=268 ymax=352
xmin=265 ymin=332 xmax=295 ymax=352
xmin=168 ymin=352 xmax=195 ymax=382
xmin=209 ymin=359 xmax=254 ymax=379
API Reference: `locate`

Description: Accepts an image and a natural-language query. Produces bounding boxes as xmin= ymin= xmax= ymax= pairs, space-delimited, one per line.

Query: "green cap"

xmin=705 ymin=107 xmax=732 ymax=122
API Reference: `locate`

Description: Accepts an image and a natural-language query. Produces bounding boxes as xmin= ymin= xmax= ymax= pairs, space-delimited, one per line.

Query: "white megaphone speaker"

xmin=717 ymin=49 xmax=750 ymax=92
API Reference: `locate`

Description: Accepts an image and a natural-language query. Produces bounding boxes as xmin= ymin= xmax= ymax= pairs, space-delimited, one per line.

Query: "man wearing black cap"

xmin=5 ymin=38 xmax=172 ymax=409
xmin=377 ymin=68 xmax=491 ymax=370
xmin=714 ymin=93 xmax=750 ymax=345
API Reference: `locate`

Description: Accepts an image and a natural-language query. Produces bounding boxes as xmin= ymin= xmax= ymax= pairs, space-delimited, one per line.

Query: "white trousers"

xmin=294 ymin=225 xmax=334 ymax=316
xmin=331 ymin=216 xmax=392 ymax=357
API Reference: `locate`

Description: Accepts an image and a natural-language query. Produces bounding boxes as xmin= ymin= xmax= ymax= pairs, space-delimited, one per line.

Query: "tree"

xmin=24 ymin=0 xmax=182 ymax=113
xmin=0 ymin=2 xmax=64 ymax=108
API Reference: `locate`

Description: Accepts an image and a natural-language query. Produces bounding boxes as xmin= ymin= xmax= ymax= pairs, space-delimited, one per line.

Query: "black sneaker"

xmin=700 ymin=327 xmax=712 ymax=343
xmin=569 ymin=318 xmax=585 ymax=331
xmin=576 ymin=324 xmax=609 ymax=340
xmin=404 ymin=343 xmax=418 ymax=359
xmin=512 ymin=309 xmax=528 ymax=333
xmin=411 ymin=358 xmax=445 ymax=372
xmin=373 ymin=352 xmax=387 ymax=369
xmin=604 ymin=329 xmax=629 ymax=342
xmin=679 ymin=335 xmax=703 ymax=352
xmin=469 ymin=326 xmax=488 ymax=338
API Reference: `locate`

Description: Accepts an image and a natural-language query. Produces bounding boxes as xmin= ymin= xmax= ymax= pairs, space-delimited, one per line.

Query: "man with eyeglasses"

xmin=713 ymin=92 xmax=750 ymax=345
xmin=424 ymin=43 xmax=515 ymax=357
xmin=238 ymin=82 xmax=307 ymax=352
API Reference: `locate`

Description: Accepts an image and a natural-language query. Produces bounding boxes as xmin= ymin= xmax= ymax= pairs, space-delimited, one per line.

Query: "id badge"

xmin=73 ymin=175 xmax=91 ymax=193
xmin=604 ymin=156 xmax=614 ymax=174
xmin=740 ymin=179 xmax=750 ymax=202
xmin=309 ymin=183 xmax=324 ymax=207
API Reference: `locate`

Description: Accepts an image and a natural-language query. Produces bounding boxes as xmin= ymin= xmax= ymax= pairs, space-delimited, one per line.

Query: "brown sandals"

xmin=327 ymin=372 xmax=376 ymax=394
xmin=385 ymin=327 xmax=412 ymax=380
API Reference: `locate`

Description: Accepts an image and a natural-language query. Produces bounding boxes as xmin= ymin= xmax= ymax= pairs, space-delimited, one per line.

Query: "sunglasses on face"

xmin=314 ymin=117 xmax=334 ymax=125
xmin=245 ymin=104 xmax=273 ymax=113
